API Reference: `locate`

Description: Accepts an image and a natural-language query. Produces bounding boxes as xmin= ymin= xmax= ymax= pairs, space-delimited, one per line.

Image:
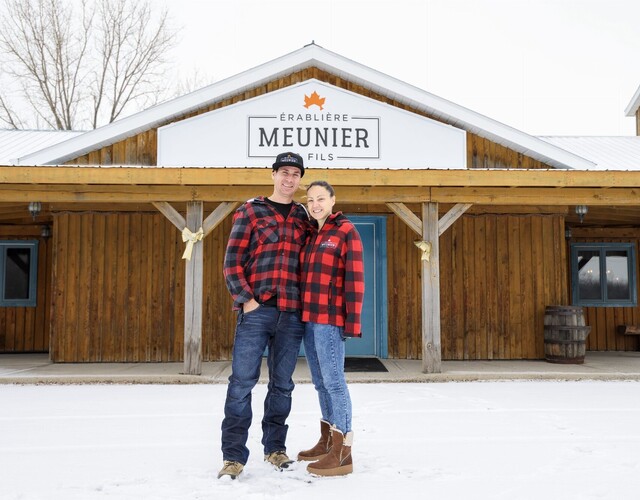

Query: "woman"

xmin=297 ymin=180 xmax=365 ymax=477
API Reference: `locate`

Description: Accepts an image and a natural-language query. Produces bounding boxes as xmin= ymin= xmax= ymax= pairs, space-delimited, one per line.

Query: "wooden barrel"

xmin=543 ymin=306 xmax=591 ymax=364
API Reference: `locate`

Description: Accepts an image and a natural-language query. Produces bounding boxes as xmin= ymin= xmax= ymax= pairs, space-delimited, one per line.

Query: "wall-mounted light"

xmin=565 ymin=228 xmax=572 ymax=239
xmin=41 ymin=225 xmax=51 ymax=239
xmin=575 ymin=205 xmax=588 ymax=223
xmin=28 ymin=201 xmax=42 ymax=220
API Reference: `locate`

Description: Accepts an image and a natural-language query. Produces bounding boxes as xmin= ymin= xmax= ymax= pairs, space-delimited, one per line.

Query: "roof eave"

xmin=624 ymin=83 xmax=640 ymax=117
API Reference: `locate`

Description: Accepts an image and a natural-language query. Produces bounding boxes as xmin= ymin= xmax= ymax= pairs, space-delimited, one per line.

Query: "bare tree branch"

xmin=0 ymin=92 xmax=25 ymax=129
xmin=0 ymin=0 xmax=176 ymax=130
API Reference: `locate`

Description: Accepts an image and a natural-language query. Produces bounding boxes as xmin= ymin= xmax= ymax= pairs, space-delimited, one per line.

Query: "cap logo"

xmin=304 ymin=91 xmax=325 ymax=111
xmin=280 ymin=154 xmax=300 ymax=165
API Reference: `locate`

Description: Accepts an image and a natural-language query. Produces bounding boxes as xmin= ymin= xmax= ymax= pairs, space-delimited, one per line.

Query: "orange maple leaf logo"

xmin=304 ymin=91 xmax=325 ymax=110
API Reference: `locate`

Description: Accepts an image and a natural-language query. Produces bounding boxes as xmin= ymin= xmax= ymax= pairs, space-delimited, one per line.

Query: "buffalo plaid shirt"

xmin=223 ymin=196 xmax=310 ymax=312
xmin=300 ymin=212 xmax=365 ymax=337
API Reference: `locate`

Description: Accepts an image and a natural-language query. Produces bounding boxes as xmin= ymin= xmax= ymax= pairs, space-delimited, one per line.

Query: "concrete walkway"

xmin=1 ymin=351 xmax=640 ymax=384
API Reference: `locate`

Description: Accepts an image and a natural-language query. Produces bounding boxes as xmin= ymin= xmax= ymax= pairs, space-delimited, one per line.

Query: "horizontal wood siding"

xmin=571 ymin=232 xmax=640 ymax=352
xmin=388 ymin=213 xmax=568 ymax=360
xmin=0 ymin=229 xmax=52 ymax=353
xmin=50 ymin=212 xmax=235 ymax=362
xmin=66 ymin=68 xmax=547 ymax=170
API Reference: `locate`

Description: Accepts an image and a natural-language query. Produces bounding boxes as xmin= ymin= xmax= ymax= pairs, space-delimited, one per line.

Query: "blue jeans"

xmin=303 ymin=322 xmax=352 ymax=434
xmin=221 ymin=305 xmax=304 ymax=464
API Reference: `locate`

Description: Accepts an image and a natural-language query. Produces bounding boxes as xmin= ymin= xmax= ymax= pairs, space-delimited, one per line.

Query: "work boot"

xmin=307 ymin=427 xmax=353 ymax=477
xmin=217 ymin=460 xmax=244 ymax=480
xmin=264 ymin=450 xmax=294 ymax=470
xmin=297 ymin=420 xmax=332 ymax=461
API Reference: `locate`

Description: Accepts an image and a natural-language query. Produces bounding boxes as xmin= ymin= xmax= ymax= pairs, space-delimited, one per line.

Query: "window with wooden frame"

xmin=570 ymin=243 xmax=637 ymax=307
xmin=0 ymin=240 xmax=39 ymax=307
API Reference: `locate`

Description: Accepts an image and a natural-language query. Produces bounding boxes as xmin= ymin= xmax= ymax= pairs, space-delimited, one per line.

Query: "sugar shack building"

xmin=2 ymin=44 xmax=640 ymax=374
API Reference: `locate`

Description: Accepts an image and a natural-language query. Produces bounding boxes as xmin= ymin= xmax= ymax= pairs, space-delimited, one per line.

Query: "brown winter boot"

xmin=307 ymin=427 xmax=353 ymax=477
xmin=297 ymin=420 xmax=332 ymax=461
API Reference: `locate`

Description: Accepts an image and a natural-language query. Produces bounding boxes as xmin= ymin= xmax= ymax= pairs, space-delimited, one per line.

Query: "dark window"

xmin=571 ymin=243 xmax=636 ymax=307
xmin=1 ymin=241 xmax=38 ymax=307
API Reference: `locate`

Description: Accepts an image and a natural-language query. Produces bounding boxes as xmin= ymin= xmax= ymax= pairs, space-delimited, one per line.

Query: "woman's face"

xmin=306 ymin=185 xmax=335 ymax=224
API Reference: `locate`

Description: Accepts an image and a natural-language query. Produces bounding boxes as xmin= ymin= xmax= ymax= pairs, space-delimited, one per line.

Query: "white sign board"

xmin=158 ymin=79 xmax=466 ymax=169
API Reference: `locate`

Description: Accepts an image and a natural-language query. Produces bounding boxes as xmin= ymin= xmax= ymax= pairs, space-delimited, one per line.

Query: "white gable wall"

xmin=158 ymin=80 xmax=466 ymax=169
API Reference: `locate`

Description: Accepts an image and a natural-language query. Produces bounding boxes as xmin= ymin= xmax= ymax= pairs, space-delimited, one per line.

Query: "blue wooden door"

xmin=344 ymin=216 xmax=387 ymax=357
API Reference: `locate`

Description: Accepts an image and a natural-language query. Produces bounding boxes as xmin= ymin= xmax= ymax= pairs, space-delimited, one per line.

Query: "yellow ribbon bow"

xmin=181 ymin=227 xmax=204 ymax=260
xmin=414 ymin=240 xmax=431 ymax=262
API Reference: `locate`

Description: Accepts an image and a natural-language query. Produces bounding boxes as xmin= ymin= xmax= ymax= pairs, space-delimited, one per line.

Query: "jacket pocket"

xmin=256 ymin=218 xmax=279 ymax=244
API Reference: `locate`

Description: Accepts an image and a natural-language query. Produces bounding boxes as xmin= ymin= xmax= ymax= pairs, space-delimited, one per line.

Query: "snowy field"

xmin=2 ymin=381 xmax=640 ymax=500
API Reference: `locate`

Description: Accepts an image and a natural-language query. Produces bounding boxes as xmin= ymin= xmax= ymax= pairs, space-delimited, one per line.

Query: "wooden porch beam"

xmin=202 ymin=201 xmax=239 ymax=237
xmin=152 ymin=201 xmax=185 ymax=230
xmin=386 ymin=202 xmax=422 ymax=236
xmin=438 ymin=203 xmax=472 ymax=236
xmin=429 ymin=187 xmax=640 ymax=205
xmin=4 ymin=184 xmax=640 ymax=205
xmin=386 ymin=202 xmax=474 ymax=237
xmin=6 ymin=166 xmax=640 ymax=188
xmin=0 ymin=185 xmax=431 ymax=203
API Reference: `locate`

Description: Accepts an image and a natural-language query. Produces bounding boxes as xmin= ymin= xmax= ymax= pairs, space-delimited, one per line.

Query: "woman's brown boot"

xmin=307 ymin=427 xmax=353 ymax=476
xmin=297 ymin=420 xmax=332 ymax=461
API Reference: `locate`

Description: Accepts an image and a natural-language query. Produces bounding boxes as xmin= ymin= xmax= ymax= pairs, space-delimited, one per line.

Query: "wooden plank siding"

xmin=0 ymin=227 xmax=52 ymax=353
xmin=49 ymin=212 xmax=235 ymax=362
xmin=36 ymin=207 xmax=640 ymax=363
xmin=570 ymin=231 xmax=640 ymax=352
xmin=66 ymin=68 xmax=550 ymax=170
xmin=388 ymin=212 xmax=569 ymax=360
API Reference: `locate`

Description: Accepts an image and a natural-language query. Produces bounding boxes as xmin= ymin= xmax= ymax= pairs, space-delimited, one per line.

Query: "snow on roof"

xmin=0 ymin=129 xmax=84 ymax=165
xmin=538 ymin=136 xmax=640 ymax=170
xmin=15 ymin=44 xmax=595 ymax=170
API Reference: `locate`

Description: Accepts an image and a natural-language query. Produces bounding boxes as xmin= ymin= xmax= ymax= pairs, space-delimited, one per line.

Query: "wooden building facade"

xmin=2 ymin=45 xmax=640 ymax=370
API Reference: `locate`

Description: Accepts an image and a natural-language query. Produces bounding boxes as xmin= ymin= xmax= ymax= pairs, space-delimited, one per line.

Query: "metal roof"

xmin=0 ymin=129 xmax=84 ymax=165
xmin=14 ymin=44 xmax=595 ymax=170
xmin=539 ymin=136 xmax=640 ymax=170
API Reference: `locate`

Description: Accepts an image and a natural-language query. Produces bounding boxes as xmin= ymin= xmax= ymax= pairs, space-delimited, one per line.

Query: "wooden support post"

xmin=422 ymin=202 xmax=442 ymax=373
xmin=387 ymin=201 xmax=472 ymax=374
xmin=153 ymin=201 xmax=239 ymax=375
xmin=184 ymin=201 xmax=204 ymax=375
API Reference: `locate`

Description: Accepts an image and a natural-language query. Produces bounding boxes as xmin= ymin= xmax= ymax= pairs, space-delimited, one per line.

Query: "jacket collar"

xmin=313 ymin=211 xmax=345 ymax=229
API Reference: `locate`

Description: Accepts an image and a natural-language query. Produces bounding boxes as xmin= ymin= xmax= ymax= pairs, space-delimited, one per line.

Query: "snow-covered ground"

xmin=2 ymin=381 xmax=640 ymax=500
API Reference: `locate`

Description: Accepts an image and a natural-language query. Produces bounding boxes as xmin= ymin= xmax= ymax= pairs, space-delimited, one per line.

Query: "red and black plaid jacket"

xmin=224 ymin=196 xmax=310 ymax=312
xmin=300 ymin=212 xmax=365 ymax=337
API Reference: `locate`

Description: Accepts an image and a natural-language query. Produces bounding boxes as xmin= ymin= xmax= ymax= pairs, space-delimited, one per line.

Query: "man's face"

xmin=272 ymin=166 xmax=302 ymax=201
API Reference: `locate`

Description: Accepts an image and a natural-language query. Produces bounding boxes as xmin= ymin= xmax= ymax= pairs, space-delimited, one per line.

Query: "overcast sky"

xmin=159 ymin=0 xmax=640 ymax=137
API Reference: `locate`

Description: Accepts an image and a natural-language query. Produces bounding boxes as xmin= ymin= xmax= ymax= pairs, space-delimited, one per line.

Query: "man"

xmin=218 ymin=152 xmax=309 ymax=480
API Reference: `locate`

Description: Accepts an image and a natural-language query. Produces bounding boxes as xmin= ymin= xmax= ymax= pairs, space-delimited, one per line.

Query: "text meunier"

xmin=259 ymin=113 xmax=369 ymax=149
